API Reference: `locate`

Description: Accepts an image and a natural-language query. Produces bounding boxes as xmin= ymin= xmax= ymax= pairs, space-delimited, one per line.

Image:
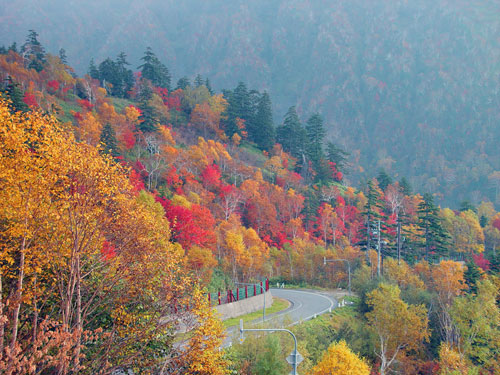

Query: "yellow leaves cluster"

xmin=366 ymin=283 xmax=429 ymax=374
xmin=438 ymin=343 xmax=469 ymax=375
xmin=180 ymin=287 xmax=229 ymax=375
xmin=310 ymin=340 xmax=371 ymax=375
xmin=442 ymin=208 xmax=485 ymax=255
xmin=217 ymin=215 xmax=269 ymax=280
xmin=384 ymin=258 xmax=425 ymax=290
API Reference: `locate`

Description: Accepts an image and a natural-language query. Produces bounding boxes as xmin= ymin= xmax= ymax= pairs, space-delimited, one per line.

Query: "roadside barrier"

xmin=207 ymin=279 xmax=269 ymax=306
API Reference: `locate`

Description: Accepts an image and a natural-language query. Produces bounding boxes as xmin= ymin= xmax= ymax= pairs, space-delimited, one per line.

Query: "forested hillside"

xmin=1 ymin=31 xmax=499 ymax=374
xmin=1 ymin=0 xmax=500 ymax=206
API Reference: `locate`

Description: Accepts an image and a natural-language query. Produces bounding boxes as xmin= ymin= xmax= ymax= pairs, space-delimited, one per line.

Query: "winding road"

xmin=224 ymin=288 xmax=338 ymax=346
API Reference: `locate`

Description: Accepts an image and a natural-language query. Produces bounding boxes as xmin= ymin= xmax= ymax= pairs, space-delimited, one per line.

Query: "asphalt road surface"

xmin=225 ymin=288 xmax=337 ymax=346
xmin=269 ymin=288 xmax=337 ymax=325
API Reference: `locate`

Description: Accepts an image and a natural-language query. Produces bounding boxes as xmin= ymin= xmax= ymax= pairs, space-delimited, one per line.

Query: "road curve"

xmin=268 ymin=288 xmax=337 ymax=325
xmin=224 ymin=288 xmax=337 ymax=346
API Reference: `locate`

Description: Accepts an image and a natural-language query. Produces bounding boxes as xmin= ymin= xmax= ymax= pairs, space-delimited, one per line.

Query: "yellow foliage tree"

xmin=0 ymin=100 xmax=226 ymax=374
xmin=366 ymin=283 xmax=429 ymax=375
xmin=310 ymin=340 xmax=370 ymax=375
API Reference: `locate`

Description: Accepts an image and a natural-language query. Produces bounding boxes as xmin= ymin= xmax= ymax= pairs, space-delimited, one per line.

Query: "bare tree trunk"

xmin=0 ymin=272 xmax=4 ymax=353
xmin=32 ymin=274 xmax=38 ymax=345
xmin=10 ymin=235 xmax=26 ymax=351
xmin=74 ymin=255 xmax=82 ymax=371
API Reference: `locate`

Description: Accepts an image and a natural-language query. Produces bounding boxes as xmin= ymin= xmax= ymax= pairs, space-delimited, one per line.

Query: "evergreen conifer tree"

xmin=21 ymin=30 xmax=46 ymax=72
xmin=176 ymin=76 xmax=191 ymax=90
xmin=305 ymin=113 xmax=326 ymax=171
xmin=137 ymin=100 xmax=159 ymax=133
xmin=194 ymin=74 xmax=204 ymax=87
xmin=276 ymin=106 xmax=307 ymax=161
xmin=463 ymin=261 xmax=481 ymax=294
xmin=326 ymin=141 xmax=349 ymax=174
xmin=399 ymin=177 xmax=412 ymax=195
xmin=4 ymin=77 xmax=28 ymax=112
xmin=252 ymin=92 xmax=275 ymax=151
xmin=417 ymin=193 xmax=450 ymax=262
xmin=362 ymin=179 xmax=385 ymax=251
xmin=116 ymin=52 xmax=134 ymax=98
xmin=223 ymin=82 xmax=252 ymax=138
xmin=138 ymin=47 xmax=171 ymax=90
xmin=58 ymin=48 xmax=68 ymax=65
xmin=205 ymin=78 xmax=213 ymax=95
xmin=88 ymin=58 xmax=99 ymax=80
xmin=99 ymin=123 xmax=120 ymax=157
xmin=377 ymin=169 xmax=393 ymax=191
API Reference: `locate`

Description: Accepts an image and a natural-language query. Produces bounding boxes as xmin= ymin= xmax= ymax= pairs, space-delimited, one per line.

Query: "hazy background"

xmin=1 ymin=0 xmax=499 ymax=207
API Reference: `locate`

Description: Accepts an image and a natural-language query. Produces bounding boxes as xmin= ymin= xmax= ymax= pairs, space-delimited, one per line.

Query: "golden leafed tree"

xmin=310 ymin=340 xmax=370 ymax=375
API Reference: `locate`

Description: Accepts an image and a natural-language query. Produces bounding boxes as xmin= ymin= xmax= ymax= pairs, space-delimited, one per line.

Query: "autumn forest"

xmin=1 ymin=7 xmax=500 ymax=375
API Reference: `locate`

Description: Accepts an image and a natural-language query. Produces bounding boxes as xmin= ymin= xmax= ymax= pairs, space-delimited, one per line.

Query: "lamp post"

xmin=240 ymin=319 xmax=303 ymax=375
xmin=323 ymin=257 xmax=351 ymax=296
xmin=235 ymin=281 xmax=266 ymax=322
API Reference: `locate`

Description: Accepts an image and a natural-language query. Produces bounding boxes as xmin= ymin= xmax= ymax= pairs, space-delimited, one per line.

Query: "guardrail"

xmin=207 ymin=279 xmax=269 ymax=306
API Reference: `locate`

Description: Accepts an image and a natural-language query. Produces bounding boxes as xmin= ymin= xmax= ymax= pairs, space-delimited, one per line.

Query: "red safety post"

xmin=254 ymin=284 xmax=257 ymax=296
xmin=218 ymin=291 xmax=221 ymax=305
xmin=266 ymin=278 xmax=269 ymax=291
xmin=245 ymin=285 xmax=248 ymax=298
xmin=227 ymin=289 xmax=231 ymax=303
xmin=208 ymin=293 xmax=211 ymax=304
xmin=236 ymin=288 xmax=239 ymax=301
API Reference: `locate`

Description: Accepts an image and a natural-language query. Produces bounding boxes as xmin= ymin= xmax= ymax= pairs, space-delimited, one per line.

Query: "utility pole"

xmin=377 ymin=219 xmax=381 ymax=277
xmin=397 ymin=220 xmax=402 ymax=265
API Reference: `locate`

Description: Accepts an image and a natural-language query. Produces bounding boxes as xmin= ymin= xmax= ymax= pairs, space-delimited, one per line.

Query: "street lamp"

xmin=323 ymin=257 xmax=351 ymax=296
xmin=240 ymin=319 xmax=303 ymax=375
xmin=235 ymin=281 xmax=267 ymax=322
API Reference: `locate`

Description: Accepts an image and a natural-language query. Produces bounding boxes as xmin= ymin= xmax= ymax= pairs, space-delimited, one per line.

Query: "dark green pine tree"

xmin=88 ymin=58 xmax=100 ymax=80
xmin=58 ymin=48 xmax=68 ymax=65
xmin=98 ymin=58 xmax=121 ymax=96
xmin=176 ymin=76 xmax=191 ymax=90
xmin=417 ymin=193 xmax=451 ymax=262
xmin=0 ymin=46 xmax=6 ymax=55
xmin=4 ymin=77 xmax=28 ymax=112
xmin=137 ymin=100 xmax=159 ymax=133
xmin=222 ymin=82 xmax=252 ymax=138
xmin=8 ymin=42 xmax=17 ymax=53
xmin=116 ymin=52 xmax=134 ymax=98
xmin=251 ymin=92 xmax=275 ymax=151
xmin=138 ymin=47 xmax=171 ymax=90
xmin=276 ymin=106 xmax=307 ymax=161
xmin=99 ymin=123 xmax=120 ymax=157
xmin=362 ymin=180 xmax=385 ymax=251
xmin=194 ymin=74 xmax=204 ymax=87
xmin=459 ymin=200 xmax=476 ymax=213
xmin=305 ymin=113 xmax=326 ymax=172
xmin=377 ymin=169 xmax=393 ymax=191
xmin=205 ymin=78 xmax=213 ymax=95
xmin=463 ymin=261 xmax=481 ymax=294
xmin=326 ymin=141 xmax=349 ymax=174
xmin=399 ymin=177 xmax=412 ymax=195
xmin=21 ymin=30 xmax=46 ymax=72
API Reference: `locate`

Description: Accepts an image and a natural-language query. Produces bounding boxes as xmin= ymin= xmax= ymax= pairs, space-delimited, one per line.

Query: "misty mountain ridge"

xmin=1 ymin=0 xmax=499 ymax=207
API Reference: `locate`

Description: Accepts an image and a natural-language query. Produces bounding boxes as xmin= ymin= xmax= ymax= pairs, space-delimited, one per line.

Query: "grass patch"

xmin=112 ymin=97 xmax=134 ymax=113
xmin=55 ymin=97 xmax=81 ymax=124
xmin=223 ymin=297 xmax=290 ymax=328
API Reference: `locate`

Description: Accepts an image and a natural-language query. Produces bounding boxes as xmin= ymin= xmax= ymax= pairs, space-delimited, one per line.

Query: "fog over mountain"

xmin=2 ymin=0 xmax=499 ymax=206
